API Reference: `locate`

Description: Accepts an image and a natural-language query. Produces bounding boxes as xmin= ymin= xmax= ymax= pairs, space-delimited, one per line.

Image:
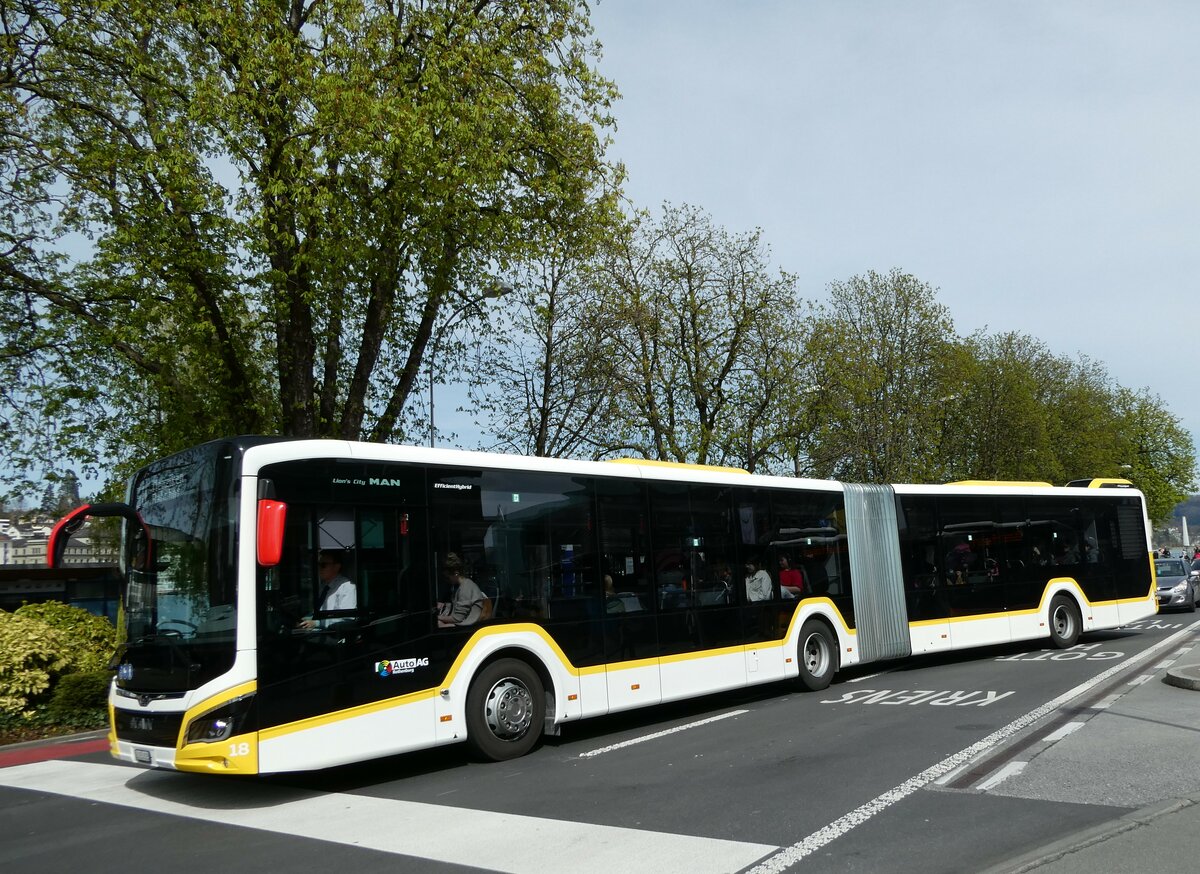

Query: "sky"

xmin=582 ymin=0 xmax=1200 ymax=462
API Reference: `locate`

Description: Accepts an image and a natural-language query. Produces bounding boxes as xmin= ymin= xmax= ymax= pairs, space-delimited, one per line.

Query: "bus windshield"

xmin=121 ymin=442 xmax=239 ymax=689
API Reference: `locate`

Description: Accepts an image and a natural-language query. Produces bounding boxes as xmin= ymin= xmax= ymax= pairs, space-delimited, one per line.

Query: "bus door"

xmin=895 ymin=495 xmax=952 ymax=653
xmin=255 ymin=462 xmax=434 ymax=733
xmin=650 ymin=483 xmax=746 ymax=701
xmin=938 ymin=498 xmax=1011 ymax=649
xmin=597 ymin=478 xmax=661 ymax=711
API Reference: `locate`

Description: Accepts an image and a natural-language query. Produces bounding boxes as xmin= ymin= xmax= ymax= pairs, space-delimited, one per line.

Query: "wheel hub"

xmin=485 ymin=678 xmax=533 ymax=740
xmin=803 ymin=633 xmax=828 ymax=675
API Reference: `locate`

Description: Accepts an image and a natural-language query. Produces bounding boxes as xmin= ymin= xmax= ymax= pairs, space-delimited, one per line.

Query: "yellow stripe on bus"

xmin=251 ymin=580 xmax=1151 ymax=744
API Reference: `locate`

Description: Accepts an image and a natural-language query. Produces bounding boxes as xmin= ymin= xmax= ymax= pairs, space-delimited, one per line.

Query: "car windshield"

xmin=1155 ymin=559 xmax=1187 ymax=577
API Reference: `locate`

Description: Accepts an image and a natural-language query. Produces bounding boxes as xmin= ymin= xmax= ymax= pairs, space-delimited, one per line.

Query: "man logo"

xmin=369 ymin=477 xmax=404 ymax=487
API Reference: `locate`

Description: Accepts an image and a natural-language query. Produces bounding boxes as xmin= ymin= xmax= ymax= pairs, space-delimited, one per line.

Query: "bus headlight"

xmin=184 ymin=694 xmax=255 ymax=745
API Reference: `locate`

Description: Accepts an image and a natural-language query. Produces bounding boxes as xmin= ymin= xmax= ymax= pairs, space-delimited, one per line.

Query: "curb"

xmin=0 ymin=728 xmax=108 ymax=752
xmin=1163 ymin=663 xmax=1200 ymax=691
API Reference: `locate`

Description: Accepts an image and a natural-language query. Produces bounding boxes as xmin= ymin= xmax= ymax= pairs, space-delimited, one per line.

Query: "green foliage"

xmin=803 ymin=269 xmax=958 ymax=482
xmin=0 ymin=611 xmax=73 ymax=715
xmin=47 ymin=670 xmax=112 ymax=720
xmin=1109 ymin=387 xmax=1195 ymax=524
xmin=469 ymin=189 xmax=626 ymax=458
xmin=1 ymin=0 xmax=619 ymax=492
xmin=586 ymin=204 xmax=805 ymax=470
xmin=14 ymin=602 xmax=116 ymax=672
xmin=0 ymin=604 xmax=115 ymax=730
xmin=476 ymin=229 xmax=1196 ymax=504
xmin=792 ymin=273 xmax=1196 ymax=498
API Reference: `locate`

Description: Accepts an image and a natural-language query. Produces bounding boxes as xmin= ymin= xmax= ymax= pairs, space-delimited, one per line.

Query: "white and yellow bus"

xmin=50 ymin=438 xmax=1157 ymax=775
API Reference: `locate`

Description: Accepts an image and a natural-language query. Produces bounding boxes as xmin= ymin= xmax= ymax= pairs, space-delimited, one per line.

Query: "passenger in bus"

xmin=745 ymin=557 xmax=773 ymax=601
xmin=604 ymin=574 xmax=626 ymax=613
xmin=1052 ymin=541 xmax=1080 ymax=565
xmin=778 ymin=554 xmax=806 ymax=599
xmin=437 ymin=552 xmax=487 ymax=627
xmin=298 ymin=549 xmax=357 ymax=630
xmin=711 ymin=562 xmax=735 ymax=604
xmin=945 ymin=542 xmax=974 ymax=586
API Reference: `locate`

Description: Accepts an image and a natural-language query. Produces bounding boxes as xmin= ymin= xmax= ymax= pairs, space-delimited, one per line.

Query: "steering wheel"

xmin=158 ymin=619 xmax=198 ymax=636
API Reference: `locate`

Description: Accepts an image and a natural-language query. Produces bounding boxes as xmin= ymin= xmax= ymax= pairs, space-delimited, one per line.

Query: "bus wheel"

xmin=1048 ymin=595 xmax=1081 ymax=649
xmin=797 ymin=620 xmax=836 ymax=691
xmin=465 ymin=658 xmax=545 ymax=761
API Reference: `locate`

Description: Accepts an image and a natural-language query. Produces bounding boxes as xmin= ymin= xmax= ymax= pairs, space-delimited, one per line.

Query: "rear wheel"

xmin=465 ymin=658 xmax=545 ymax=761
xmin=1048 ymin=595 xmax=1082 ymax=648
xmin=796 ymin=619 xmax=837 ymax=691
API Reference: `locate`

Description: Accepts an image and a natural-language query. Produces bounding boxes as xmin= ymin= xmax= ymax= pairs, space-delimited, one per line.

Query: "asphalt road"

xmin=3 ymin=613 xmax=1197 ymax=874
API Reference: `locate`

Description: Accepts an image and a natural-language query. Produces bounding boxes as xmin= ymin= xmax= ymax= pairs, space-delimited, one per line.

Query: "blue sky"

xmin=584 ymin=1 xmax=1200 ymax=462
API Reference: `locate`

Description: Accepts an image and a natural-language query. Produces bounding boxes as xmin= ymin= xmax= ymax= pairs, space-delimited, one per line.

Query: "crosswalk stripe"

xmin=0 ymin=760 xmax=775 ymax=874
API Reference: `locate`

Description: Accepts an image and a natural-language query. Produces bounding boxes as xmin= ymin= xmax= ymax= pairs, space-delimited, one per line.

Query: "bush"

xmin=15 ymin=601 xmax=116 ymax=672
xmin=46 ymin=670 xmax=111 ymax=724
xmin=0 ymin=603 xmax=116 ymax=736
xmin=0 ymin=611 xmax=73 ymax=715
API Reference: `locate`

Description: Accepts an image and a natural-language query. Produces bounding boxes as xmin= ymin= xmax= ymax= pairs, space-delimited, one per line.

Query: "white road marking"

xmin=1042 ymin=721 xmax=1085 ymax=743
xmin=0 ymin=760 xmax=775 ymax=874
xmin=845 ymin=668 xmax=895 ymax=683
xmin=578 ymin=709 xmax=750 ymax=758
xmin=746 ymin=626 xmax=1196 ymax=874
xmin=1128 ymin=674 xmax=1153 ymax=686
xmin=1091 ymin=694 xmax=1121 ymax=709
xmin=977 ymin=761 xmax=1026 ymax=792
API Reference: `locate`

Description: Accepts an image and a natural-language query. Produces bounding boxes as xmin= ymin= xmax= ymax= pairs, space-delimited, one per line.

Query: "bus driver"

xmin=298 ymin=549 xmax=357 ymax=629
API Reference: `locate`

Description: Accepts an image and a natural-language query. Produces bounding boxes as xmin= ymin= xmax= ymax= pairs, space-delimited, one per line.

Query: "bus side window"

xmin=356 ymin=508 xmax=428 ymax=621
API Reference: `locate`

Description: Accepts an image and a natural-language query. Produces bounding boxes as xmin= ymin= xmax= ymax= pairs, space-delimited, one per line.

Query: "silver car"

xmin=1155 ymin=558 xmax=1198 ymax=612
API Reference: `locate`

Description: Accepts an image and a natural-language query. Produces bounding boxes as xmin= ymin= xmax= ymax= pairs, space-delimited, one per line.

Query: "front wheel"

xmin=465 ymin=658 xmax=545 ymax=761
xmin=796 ymin=619 xmax=837 ymax=691
xmin=1048 ymin=595 xmax=1082 ymax=648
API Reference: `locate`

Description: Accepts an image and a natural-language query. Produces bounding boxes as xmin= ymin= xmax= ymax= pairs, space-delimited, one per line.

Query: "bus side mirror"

xmin=48 ymin=502 xmax=150 ymax=569
xmin=257 ymin=500 xmax=287 ymax=567
xmin=48 ymin=505 xmax=94 ymax=569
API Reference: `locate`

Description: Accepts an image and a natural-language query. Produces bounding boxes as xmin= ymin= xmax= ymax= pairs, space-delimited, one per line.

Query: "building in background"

xmin=0 ymin=515 xmax=120 ymax=621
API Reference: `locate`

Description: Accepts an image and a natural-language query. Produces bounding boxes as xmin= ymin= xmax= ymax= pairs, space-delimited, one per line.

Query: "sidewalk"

xmin=984 ymin=662 xmax=1200 ymax=873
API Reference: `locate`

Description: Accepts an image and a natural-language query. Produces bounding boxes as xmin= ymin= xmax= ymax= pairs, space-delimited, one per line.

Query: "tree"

xmin=468 ymin=190 xmax=624 ymax=458
xmin=1109 ymin=387 xmax=1195 ymax=524
xmin=592 ymin=204 xmax=804 ymax=469
xmin=0 ymin=0 xmax=618 ymax=491
xmin=1036 ymin=354 xmax=1121 ymax=485
xmin=943 ymin=331 xmax=1056 ymax=482
xmin=802 ymin=269 xmax=957 ymax=482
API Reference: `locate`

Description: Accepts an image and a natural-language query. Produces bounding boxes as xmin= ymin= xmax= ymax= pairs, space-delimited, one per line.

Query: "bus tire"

xmin=1048 ymin=595 xmax=1081 ymax=649
xmin=465 ymin=658 xmax=545 ymax=761
xmin=796 ymin=619 xmax=837 ymax=691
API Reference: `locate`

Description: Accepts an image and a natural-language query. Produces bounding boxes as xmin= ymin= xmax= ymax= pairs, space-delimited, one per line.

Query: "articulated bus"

xmin=49 ymin=437 xmax=1158 ymax=775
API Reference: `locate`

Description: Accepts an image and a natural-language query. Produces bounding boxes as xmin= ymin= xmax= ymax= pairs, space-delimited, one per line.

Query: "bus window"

xmin=430 ymin=467 xmax=598 ymax=625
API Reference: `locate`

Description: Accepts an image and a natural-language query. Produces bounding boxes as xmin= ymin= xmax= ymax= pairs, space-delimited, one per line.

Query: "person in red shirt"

xmin=778 ymin=555 xmax=806 ymax=599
